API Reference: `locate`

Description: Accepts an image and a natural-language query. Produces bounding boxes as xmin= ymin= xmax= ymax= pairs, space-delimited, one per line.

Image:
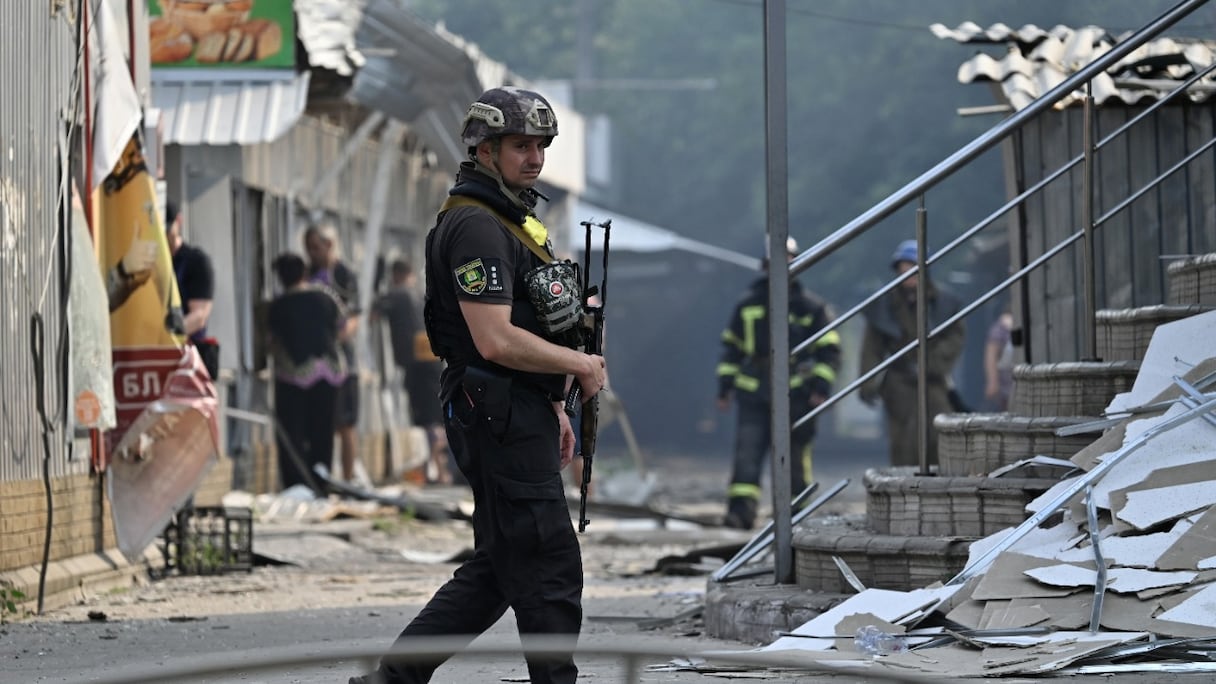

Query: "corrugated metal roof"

xmin=933 ymin=22 xmax=1216 ymax=110
xmin=568 ymin=200 xmax=762 ymax=270
xmin=296 ymin=0 xmax=367 ymax=76
xmin=151 ymin=70 xmax=311 ymax=146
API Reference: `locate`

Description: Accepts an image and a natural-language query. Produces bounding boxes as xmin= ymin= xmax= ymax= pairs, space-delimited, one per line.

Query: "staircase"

xmin=790 ymin=254 xmax=1216 ymax=592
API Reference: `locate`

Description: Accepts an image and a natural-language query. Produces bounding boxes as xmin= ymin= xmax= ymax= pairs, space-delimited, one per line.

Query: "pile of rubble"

xmin=753 ymin=312 xmax=1216 ymax=676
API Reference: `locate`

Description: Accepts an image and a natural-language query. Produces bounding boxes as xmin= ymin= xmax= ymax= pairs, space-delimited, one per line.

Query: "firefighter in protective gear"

xmin=716 ymin=238 xmax=841 ymax=530
xmin=858 ymin=239 xmax=965 ymax=467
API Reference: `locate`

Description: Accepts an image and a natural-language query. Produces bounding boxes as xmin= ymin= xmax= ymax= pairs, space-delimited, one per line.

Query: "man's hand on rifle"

xmin=576 ymin=353 xmax=608 ymax=401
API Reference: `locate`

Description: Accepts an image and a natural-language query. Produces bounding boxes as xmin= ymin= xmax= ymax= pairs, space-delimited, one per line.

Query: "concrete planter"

xmin=793 ymin=517 xmax=972 ymax=592
xmin=1096 ymin=304 xmax=1212 ymax=361
xmin=1167 ymin=253 xmax=1216 ymax=306
xmin=1008 ymin=360 xmax=1139 ymax=417
xmin=863 ymin=467 xmax=1054 ymax=538
xmin=935 ymin=413 xmax=1091 ymax=476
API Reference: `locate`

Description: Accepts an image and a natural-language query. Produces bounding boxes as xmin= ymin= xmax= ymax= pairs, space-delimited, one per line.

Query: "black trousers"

xmin=274 ymin=380 xmax=337 ymax=492
xmin=380 ymin=382 xmax=583 ymax=684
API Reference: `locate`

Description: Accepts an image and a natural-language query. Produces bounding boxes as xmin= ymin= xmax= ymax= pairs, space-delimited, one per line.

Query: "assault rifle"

xmin=564 ymin=218 xmax=611 ymax=533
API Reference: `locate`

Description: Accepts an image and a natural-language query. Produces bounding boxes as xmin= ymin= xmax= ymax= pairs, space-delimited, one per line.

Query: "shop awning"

xmin=150 ymin=70 xmax=311 ymax=146
xmin=569 ymin=200 xmax=762 ymax=271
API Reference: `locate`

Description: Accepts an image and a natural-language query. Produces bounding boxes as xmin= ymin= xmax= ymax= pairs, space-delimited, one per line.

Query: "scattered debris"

xmin=712 ymin=479 xmax=850 ymax=582
xmin=710 ymin=313 xmax=1216 ymax=677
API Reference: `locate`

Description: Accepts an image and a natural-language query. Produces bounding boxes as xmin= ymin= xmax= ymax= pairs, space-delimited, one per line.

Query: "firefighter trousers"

xmin=726 ymin=398 xmax=813 ymax=528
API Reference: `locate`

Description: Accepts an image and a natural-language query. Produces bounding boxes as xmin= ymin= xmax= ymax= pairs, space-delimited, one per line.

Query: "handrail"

xmin=87 ymin=635 xmax=940 ymax=684
xmin=791 ymin=54 xmax=1216 ymax=360
xmin=793 ymin=230 xmax=1083 ymax=431
xmin=762 ymin=0 xmax=1214 ymax=587
xmin=792 ymin=81 xmax=1216 ymax=434
xmin=788 ymin=0 xmax=1212 ymax=279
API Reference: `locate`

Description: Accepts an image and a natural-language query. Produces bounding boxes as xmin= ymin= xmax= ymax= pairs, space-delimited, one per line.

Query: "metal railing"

xmin=87 ymin=634 xmax=940 ymax=683
xmin=764 ymin=0 xmax=1216 ymax=580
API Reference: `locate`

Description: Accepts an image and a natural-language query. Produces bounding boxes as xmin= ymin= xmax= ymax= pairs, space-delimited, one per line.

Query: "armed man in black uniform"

xmin=351 ymin=87 xmax=607 ymax=684
xmin=716 ymin=238 xmax=841 ymax=530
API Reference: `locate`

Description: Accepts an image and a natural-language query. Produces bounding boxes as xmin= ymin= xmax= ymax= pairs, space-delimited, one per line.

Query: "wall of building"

xmin=1012 ymin=105 xmax=1216 ymax=363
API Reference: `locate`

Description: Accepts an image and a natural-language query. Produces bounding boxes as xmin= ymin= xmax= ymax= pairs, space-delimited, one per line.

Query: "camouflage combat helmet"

xmin=461 ymin=86 xmax=558 ymax=147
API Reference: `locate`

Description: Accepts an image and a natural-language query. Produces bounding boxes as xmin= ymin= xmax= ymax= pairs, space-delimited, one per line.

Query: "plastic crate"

xmin=162 ymin=506 xmax=253 ymax=575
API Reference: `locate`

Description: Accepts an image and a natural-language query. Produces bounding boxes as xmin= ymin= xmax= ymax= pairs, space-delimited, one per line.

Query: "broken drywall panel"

xmin=972 ymin=553 xmax=1084 ymax=601
xmin=1024 ymin=563 xmax=1099 ymax=588
xmin=1011 ymin=595 xmax=1092 ymax=630
xmin=1068 ymin=423 xmax=1130 ymax=473
xmin=762 ymin=587 xmax=951 ymax=652
xmin=1108 ymin=461 xmax=1216 ymax=514
xmin=964 ymin=521 xmax=1081 ymax=568
xmin=874 ymin=644 xmax=991 ymax=678
xmin=1106 ymin=311 xmax=1216 ymax=413
xmin=874 ymin=632 xmax=1147 ymax=678
xmin=1054 ymin=530 xmax=1181 ymax=568
xmin=981 ymin=603 xmax=1051 ymax=630
xmin=1025 ymin=564 xmax=1197 ymax=593
xmin=1084 ymin=406 xmax=1216 ymax=513
xmin=1200 ymin=556 xmax=1216 ymax=569
xmin=879 ymin=632 xmax=1153 ymax=678
xmin=1155 ymin=583 xmax=1216 ymax=628
xmin=1118 ymin=482 xmax=1216 ymax=531
xmin=1110 ymin=568 xmax=1197 ymax=593
xmin=1101 ymin=592 xmax=1216 ymax=637
xmin=1156 ymin=506 xmax=1216 ymax=570
xmin=944 ymin=599 xmax=985 ymax=630
xmin=976 ymin=600 xmax=1012 ymax=630
xmin=981 ymin=632 xmax=1152 ymax=676
xmin=932 ymin=575 xmax=981 ymax=621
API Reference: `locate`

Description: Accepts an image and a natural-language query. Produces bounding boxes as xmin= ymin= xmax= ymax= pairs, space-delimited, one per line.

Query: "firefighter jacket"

xmin=717 ymin=277 xmax=842 ymax=404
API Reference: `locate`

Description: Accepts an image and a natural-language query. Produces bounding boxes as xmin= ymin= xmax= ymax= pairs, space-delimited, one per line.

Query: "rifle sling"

xmin=440 ymin=195 xmax=553 ymax=263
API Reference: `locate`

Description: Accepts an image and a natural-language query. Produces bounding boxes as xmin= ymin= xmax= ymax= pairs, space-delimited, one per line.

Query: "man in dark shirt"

xmin=352 ymin=86 xmax=606 ymax=684
xmin=374 ymin=259 xmax=451 ymax=484
xmin=166 ymin=201 xmax=218 ymax=378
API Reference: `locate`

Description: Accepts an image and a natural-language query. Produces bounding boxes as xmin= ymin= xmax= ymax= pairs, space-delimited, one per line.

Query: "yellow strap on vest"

xmin=440 ymin=196 xmax=552 ymax=263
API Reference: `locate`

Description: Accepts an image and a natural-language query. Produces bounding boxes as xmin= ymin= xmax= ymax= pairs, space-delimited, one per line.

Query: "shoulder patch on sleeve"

xmin=482 ymin=258 xmax=504 ymax=292
xmin=455 ymin=258 xmax=488 ymax=295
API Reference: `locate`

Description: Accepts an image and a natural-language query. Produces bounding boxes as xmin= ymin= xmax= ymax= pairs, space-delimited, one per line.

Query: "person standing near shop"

xmin=166 ymin=200 xmax=218 ymax=378
xmin=859 ymin=239 xmax=966 ymax=467
xmin=266 ymin=253 xmax=346 ymax=492
xmin=304 ymin=222 xmax=363 ymax=483
xmin=351 ymin=86 xmax=606 ymax=684
xmin=374 ymin=258 xmax=452 ymax=485
xmin=716 ymin=238 xmax=841 ymax=530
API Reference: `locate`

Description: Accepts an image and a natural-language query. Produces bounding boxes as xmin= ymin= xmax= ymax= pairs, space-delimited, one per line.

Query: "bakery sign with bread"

xmin=149 ymin=0 xmax=293 ymax=68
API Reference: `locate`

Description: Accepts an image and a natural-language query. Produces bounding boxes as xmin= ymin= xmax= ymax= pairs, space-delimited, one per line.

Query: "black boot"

xmin=724 ymin=496 xmax=758 ymax=530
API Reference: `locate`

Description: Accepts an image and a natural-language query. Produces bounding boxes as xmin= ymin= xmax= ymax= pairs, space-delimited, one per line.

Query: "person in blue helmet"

xmin=859 ymin=239 xmax=965 ymax=468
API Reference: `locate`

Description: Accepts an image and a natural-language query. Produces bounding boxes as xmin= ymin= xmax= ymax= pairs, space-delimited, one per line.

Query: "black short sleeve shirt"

xmin=427 ymin=205 xmax=564 ymax=401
